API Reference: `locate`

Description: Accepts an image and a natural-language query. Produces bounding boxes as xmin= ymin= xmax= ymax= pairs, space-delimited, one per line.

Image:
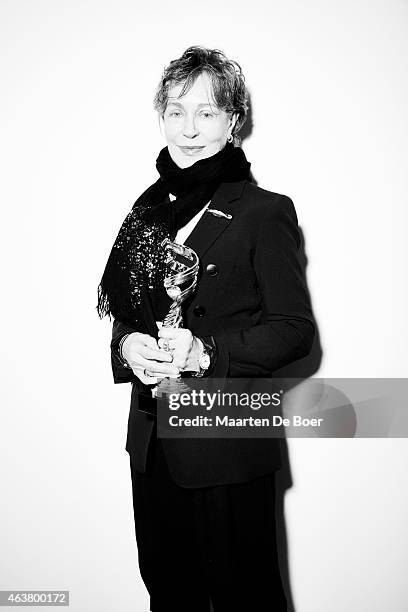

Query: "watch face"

xmin=199 ymin=352 xmax=211 ymax=370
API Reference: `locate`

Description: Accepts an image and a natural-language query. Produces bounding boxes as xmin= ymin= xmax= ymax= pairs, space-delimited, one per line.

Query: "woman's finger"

xmin=157 ymin=338 xmax=176 ymax=351
xmin=144 ymin=369 xmax=179 ymax=379
xmin=158 ymin=327 xmax=192 ymax=341
xmin=141 ymin=346 xmax=174 ymax=362
xmin=133 ymin=358 xmax=179 ymax=377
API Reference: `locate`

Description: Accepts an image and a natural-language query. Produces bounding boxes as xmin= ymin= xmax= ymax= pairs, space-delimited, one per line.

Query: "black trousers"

xmin=129 ymin=438 xmax=287 ymax=612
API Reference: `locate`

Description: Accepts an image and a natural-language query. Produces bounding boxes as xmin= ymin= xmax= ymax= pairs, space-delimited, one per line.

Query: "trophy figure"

xmin=155 ymin=238 xmax=200 ymax=397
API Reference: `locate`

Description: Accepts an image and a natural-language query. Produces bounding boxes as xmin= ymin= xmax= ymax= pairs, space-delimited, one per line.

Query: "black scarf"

xmin=97 ymin=142 xmax=251 ymax=326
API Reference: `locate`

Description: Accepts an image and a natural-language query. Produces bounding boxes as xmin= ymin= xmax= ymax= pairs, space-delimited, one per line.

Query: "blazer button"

xmin=193 ymin=305 xmax=206 ymax=317
xmin=206 ymin=263 xmax=219 ymax=276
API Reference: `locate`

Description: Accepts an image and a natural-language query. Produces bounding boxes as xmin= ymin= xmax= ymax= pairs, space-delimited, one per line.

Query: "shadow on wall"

xmin=273 ymin=229 xmax=322 ymax=612
xmin=240 ymin=91 xmax=323 ymax=612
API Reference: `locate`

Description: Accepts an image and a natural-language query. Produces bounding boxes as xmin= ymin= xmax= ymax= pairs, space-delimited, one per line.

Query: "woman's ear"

xmin=229 ymin=112 xmax=239 ymax=133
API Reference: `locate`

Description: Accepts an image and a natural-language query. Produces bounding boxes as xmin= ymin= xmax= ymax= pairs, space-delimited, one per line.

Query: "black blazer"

xmin=110 ymin=180 xmax=315 ymax=488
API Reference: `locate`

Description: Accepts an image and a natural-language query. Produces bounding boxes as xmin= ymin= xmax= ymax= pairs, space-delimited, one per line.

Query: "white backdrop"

xmin=1 ymin=0 xmax=407 ymax=611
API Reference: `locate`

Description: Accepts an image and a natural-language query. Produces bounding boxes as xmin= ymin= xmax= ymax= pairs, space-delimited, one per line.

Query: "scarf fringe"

xmin=96 ymin=284 xmax=111 ymax=320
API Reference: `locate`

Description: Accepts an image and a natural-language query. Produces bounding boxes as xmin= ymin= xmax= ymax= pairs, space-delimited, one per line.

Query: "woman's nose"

xmin=183 ymin=114 xmax=198 ymax=138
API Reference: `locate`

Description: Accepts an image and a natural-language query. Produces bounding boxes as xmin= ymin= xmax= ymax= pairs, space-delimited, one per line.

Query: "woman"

xmin=98 ymin=46 xmax=315 ymax=612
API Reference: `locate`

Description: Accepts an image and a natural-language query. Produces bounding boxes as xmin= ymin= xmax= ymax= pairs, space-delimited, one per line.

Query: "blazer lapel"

xmin=184 ymin=180 xmax=247 ymax=259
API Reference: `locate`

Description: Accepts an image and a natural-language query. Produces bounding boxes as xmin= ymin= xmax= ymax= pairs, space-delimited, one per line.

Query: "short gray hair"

xmin=154 ymin=46 xmax=248 ymax=144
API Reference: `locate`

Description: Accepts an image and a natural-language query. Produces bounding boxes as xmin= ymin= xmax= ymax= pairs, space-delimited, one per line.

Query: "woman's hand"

xmin=122 ymin=332 xmax=180 ymax=380
xmin=157 ymin=327 xmax=201 ymax=372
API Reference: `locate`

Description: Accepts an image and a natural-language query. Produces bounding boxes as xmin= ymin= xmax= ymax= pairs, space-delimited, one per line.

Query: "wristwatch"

xmin=198 ymin=345 xmax=211 ymax=372
xmin=192 ymin=337 xmax=216 ymax=377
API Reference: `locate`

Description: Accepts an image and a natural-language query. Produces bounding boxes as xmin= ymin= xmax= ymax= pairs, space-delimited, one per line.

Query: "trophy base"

xmin=155 ymin=376 xmax=192 ymax=398
xmin=136 ymin=377 xmax=194 ymax=418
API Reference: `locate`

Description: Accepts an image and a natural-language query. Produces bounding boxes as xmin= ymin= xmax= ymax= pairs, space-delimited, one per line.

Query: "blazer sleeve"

xmin=211 ymin=196 xmax=315 ymax=377
xmin=110 ymin=319 xmax=140 ymax=384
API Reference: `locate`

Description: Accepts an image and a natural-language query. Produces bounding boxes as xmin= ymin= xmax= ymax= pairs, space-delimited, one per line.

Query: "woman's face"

xmin=162 ymin=72 xmax=235 ymax=169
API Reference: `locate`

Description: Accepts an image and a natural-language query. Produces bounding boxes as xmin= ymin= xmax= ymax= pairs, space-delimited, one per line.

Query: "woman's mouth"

xmin=178 ymin=146 xmax=206 ymax=155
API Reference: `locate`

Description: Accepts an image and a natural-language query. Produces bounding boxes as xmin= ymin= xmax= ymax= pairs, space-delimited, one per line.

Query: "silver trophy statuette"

xmin=161 ymin=238 xmax=199 ymax=328
xmin=155 ymin=238 xmax=200 ymax=397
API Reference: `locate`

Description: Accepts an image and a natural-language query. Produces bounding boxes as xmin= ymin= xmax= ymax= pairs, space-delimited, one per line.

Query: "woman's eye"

xmin=200 ymin=112 xmax=214 ymax=118
xmin=170 ymin=111 xmax=182 ymax=117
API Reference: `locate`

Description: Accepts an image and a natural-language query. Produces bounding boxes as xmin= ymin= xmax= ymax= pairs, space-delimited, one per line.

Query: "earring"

xmin=227 ymin=134 xmax=233 ymax=143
